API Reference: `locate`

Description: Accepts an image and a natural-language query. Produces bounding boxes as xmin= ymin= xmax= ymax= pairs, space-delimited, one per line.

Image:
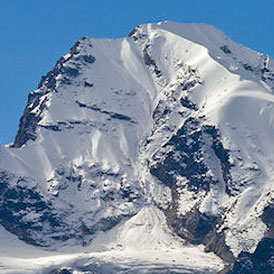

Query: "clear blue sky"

xmin=0 ymin=0 xmax=273 ymax=144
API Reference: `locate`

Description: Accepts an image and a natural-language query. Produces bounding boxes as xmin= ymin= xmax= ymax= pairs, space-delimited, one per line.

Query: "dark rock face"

xmin=148 ymin=93 xmax=236 ymax=268
xmin=50 ymin=268 xmax=74 ymax=274
xmin=0 ymin=164 xmax=141 ymax=247
xmin=225 ymin=205 xmax=274 ymax=273
xmin=180 ymin=96 xmax=198 ymax=110
xmin=150 ymin=117 xmax=211 ymax=192
xmin=229 ymin=238 xmax=274 ymax=274
xmin=128 ymin=25 xmax=147 ymax=41
xmin=220 ymin=45 xmax=232 ymax=54
xmin=84 ymin=81 xmax=93 ymax=87
xmin=76 ymin=100 xmax=136 ymax=124
xmin=243 ymin=63 xmax=254 ymax=72
xmin=150 ymin=117 xmax=231 ymax=195
xmin=143 ymin=44 xmax=161 ymax=77
xmin=202 ymin=125 xmax=233 ymax=194
xmin=13 ymin=38 xmax=96 ymax=148
xmin=262 ymin=205 xmax=274 ymax=238
xmin=13 ymin=90 xmax=47 ymax=147
xmin=166 ymin=208 xmax=217 ymax=244
xmin=0 ymin=171 xmax=64 ymax=246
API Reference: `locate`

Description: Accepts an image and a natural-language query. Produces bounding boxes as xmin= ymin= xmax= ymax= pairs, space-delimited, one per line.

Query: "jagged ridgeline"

xmin=0 ymin=22 xmax=274 ymax=273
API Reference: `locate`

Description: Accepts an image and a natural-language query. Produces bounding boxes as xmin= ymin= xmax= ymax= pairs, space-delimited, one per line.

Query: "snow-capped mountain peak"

xmin=0 ymin=22 xmax=274 ymax=273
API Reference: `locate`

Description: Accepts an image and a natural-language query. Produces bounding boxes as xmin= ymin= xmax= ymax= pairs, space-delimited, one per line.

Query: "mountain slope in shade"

xmin=0 ymin=21 xmax=274 ymax=273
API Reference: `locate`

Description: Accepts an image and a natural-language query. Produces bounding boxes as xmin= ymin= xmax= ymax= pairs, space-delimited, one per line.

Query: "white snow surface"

xmin=1 ymin=21 xmax=274 ymax=271
xmin=0 ymin=207 xmax=223 ymax=273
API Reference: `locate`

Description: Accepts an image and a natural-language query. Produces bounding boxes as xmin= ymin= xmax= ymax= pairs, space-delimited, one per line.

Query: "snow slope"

xmin=0 ymin=21 xmax=274 ymax=273
xmin=0 ymin=206 xmax=223 ymax=273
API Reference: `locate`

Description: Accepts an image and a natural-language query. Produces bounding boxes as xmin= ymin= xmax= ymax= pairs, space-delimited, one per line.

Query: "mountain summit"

xmin=0 ymin=21 xmax=274 ymax=273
